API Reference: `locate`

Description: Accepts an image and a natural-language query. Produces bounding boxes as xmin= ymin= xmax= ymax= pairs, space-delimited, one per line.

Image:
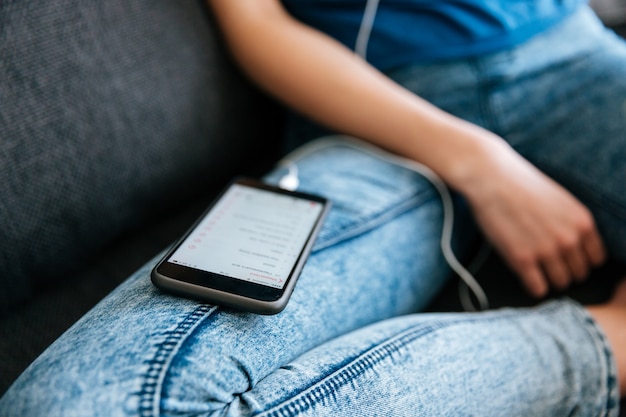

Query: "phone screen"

xmin=168 ymin=183 xmax=325 ymax=289
xmin=152 ymin=178 xmax=330 ymax=314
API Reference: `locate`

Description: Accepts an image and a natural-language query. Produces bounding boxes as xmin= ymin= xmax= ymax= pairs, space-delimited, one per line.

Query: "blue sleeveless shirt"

xmin=281 ymin=0 xmax=586 ymax=70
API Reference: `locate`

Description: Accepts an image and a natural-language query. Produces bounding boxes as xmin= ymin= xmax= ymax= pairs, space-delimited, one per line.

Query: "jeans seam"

xmin=256 ymin=302 xmax=612 ymax=417
xmin=313 ymin=187 xmax=439 ymax=253
xmin=470 ymin=57 xmax=502 ymax=135
xmin=256 ymin=310 xmax=537 ymax=417
xmin=137 ymin=304 xmax=216 ymax=417
xmin=257 ymin=322 xmax=450 ymax=417
xmin=569 ymin=301 xmax=621 ymax=417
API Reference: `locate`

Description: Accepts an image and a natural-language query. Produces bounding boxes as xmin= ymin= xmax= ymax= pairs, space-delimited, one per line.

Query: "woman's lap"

xmin=1 ymin=140 xmax=619 ymax=417
xmin=1 ymin=5 xmax=624 ymax=416
xmin=0 ymin=144 xmax=474 ymax=416
xmin=387 ymin=5 xmax=626 ymax=261
xmin=231 ymin=301 xmax=616 ymax=417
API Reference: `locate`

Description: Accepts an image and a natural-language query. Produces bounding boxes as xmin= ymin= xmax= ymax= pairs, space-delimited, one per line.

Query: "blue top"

xmin=281 ymin=0 xmax=586 ymax=70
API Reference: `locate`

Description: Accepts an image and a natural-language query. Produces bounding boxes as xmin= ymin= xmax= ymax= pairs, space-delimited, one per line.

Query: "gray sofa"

xmin=0 ymin=0 xmax=284 ymax=395
xmin=1 ymin=0 xmax=625 ymax=412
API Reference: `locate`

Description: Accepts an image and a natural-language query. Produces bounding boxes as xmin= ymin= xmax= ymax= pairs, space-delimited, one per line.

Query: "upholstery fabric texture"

xmin=0 ymin=0 xmax=282 ymax=313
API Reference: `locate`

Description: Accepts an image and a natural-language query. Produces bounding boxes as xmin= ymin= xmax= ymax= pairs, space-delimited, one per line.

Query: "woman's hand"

xmin=459 ymin=139 xmax=606 ymax=297
xmin=207 ymin=0 xmax=607 ymax=297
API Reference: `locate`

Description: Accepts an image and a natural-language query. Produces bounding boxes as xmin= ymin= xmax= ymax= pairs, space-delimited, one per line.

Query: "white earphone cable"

xmin=354 ymin=0 xmax=380 ymax=59
xmin=276 ymin=136 xmax=490 ymax=311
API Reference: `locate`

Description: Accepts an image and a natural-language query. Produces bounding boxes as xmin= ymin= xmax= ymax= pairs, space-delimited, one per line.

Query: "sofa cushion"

xmin=0 ymin=0 xmax=283 ymax=314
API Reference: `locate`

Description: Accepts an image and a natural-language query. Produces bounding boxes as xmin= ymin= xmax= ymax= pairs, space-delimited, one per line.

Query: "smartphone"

xmin=151 ymin=177 xmax=330 ymax=314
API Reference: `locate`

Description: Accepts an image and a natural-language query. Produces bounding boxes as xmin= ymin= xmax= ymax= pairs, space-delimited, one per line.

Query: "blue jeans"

xmin=0 ymin=5 xmax=623 ymax=417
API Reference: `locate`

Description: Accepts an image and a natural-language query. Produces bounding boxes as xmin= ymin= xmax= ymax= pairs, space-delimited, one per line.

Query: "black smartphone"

xmin=151 ymin=177 xmax=330 ymax=314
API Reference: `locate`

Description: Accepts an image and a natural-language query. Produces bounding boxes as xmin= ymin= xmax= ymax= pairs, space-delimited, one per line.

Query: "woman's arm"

xmin=208 ymin=0 xmax=491 ymax=187
xmin=207 ymin=0 xmax=606 ymax=297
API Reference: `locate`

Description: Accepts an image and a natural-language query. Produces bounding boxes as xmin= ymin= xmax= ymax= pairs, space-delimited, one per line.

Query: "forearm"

xmin=208 ymin=0 xmax=506 ymax=194
xmin=208 ymin=0 xmax=606 ymax=297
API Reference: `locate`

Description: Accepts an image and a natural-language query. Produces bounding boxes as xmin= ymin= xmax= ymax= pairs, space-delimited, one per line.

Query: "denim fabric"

xmin=0 ymin=0 xmax=282 ymax=313
xmin=0 ymin=140 xmax=619 ymax=416
xmin=233 ymin=302 xmax=616 ymax=417
xmin=386 ymin=5 xmax=626 ymax=262
xmin=0 ymin=4 xmax=623 ymax=417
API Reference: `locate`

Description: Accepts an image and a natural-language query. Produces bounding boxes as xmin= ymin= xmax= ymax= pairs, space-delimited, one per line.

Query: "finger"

xmin=563 ymin=245 xmax=589 ymax=282
xmin=541 ymin=256 xmax=571 ymax=291
xmin=583 ymin=228 xmax=607 ymax=267
xmin=517 ymin=262 xmax=549 ymax=298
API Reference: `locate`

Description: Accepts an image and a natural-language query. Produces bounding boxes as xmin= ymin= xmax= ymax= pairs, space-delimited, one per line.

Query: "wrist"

xmin=405 ymin=116 xmax=510 ymax=196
